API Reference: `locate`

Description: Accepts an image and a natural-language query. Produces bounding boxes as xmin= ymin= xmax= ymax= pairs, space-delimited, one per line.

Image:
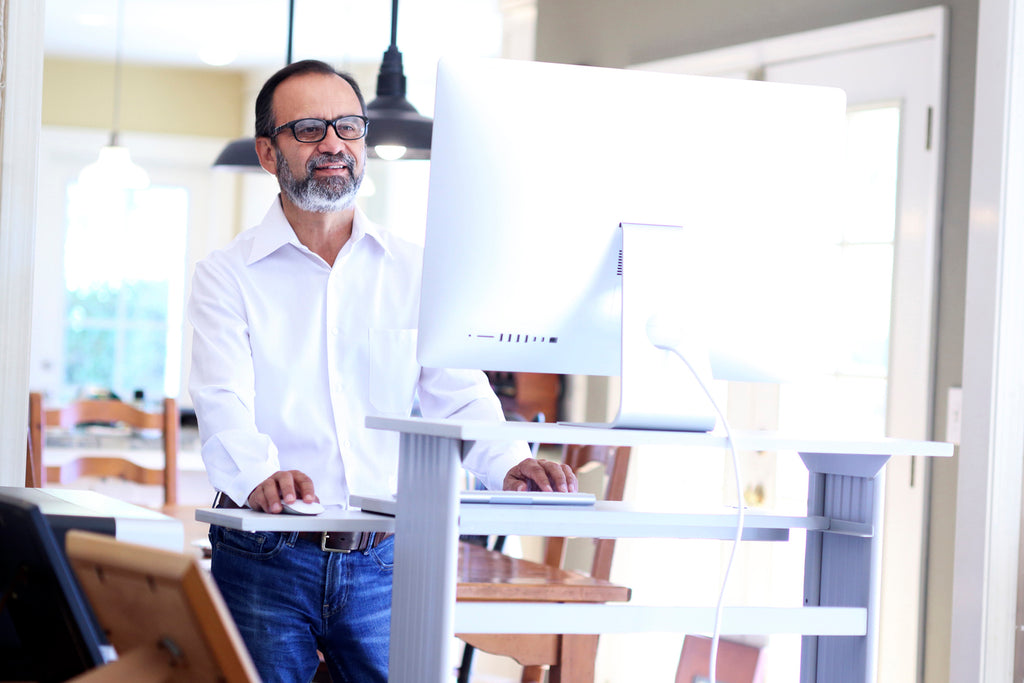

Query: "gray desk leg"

xmin=388 ymin=432 xmax=462 ymax=683
xmin=800 ymin=453 xmax=889 ymax=683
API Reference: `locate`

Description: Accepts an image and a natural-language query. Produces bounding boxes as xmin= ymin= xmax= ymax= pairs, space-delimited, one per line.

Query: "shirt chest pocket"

xmin=368 ymin=328 xmax=420 ymax=415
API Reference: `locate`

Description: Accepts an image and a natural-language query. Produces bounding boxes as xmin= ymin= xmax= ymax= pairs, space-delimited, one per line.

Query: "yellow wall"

xmin=42 ymin=57 xmax=246 ymax=139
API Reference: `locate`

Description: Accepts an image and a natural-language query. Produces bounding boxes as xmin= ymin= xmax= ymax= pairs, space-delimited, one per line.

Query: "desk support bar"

xmin=388 ymin=432 xmax=462 ymax=683
xmin=801 ymin=454 xmax=888 ymax=683
xmin=455 ymin=604 xmax=867 ymax=636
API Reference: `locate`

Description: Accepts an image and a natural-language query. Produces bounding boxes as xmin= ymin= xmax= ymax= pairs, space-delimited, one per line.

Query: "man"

xmin=188 ymin=59 xmax=575 ymax=683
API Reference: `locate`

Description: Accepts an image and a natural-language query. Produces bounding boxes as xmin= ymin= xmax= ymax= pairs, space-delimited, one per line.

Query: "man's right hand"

xmin=247 ymin=470 xmax=317 ymax=513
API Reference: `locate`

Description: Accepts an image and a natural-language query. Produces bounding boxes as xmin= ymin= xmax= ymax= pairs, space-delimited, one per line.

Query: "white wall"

xmin=951 ymin=0 xmax=1024 ymax=677
xmin=0 ymin=0 xmax=45 ymax=486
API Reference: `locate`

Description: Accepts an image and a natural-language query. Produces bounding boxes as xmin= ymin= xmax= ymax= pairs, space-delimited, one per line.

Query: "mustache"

xmin=306 ymin=152 xmax=358 ymax=174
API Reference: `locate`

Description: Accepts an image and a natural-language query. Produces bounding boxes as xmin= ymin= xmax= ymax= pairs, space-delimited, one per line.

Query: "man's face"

xmin=257 ymin=72 xmax=366 ymax=213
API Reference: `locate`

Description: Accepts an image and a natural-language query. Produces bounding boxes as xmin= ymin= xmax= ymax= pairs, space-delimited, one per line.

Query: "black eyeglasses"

xmin=269 ymin=115 xmax=369 ymax=143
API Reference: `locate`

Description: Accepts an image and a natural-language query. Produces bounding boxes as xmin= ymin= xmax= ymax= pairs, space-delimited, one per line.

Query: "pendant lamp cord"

xmin=286 ymin=0 xmax=295 ymax=64
xmin=110 ymin=0 xmax=126 ymax=147
xmin=376 ymin=0 xmax=406 ymax=98
xmin=390 ymin=0 xmax=399 ymax=49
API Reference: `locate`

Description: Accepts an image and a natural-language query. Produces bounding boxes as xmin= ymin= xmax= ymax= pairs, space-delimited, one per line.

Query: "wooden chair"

xmin=26 ymin=393 xmax=43 ymax=487
xmin=455 ymin=444 xmax=632 ymax=683
xmin=28 ymin=391 xmax=180 ymax=505
xmin=675 ymin=635 xmax=764 ymax=683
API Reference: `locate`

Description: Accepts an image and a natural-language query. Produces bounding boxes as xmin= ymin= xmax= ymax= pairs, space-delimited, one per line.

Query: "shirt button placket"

xmin=325 ymin=278 xmax=345 ymax=411
xmin=324 ymin=276 xmax=351 ymax=474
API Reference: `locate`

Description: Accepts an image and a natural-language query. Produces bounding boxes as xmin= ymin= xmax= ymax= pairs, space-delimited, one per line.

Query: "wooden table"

xmin=456 ymin=543 xmax=631 ymax=603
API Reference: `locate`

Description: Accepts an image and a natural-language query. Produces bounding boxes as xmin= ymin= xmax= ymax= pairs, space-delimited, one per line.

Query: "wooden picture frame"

xmin=65 ymin=530 xmax=258 ymax=682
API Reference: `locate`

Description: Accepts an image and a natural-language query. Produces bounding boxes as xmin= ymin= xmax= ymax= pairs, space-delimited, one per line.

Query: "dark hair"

xmin=254 ymin=59 xmax=367 ymax=138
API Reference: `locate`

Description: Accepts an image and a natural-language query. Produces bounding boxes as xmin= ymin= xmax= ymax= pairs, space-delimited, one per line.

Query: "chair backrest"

xmin=542 ymin=443 xmax=631 ymax=580
xmin=29 ymin=392 xmax=179 ymax=505
xmin=26 ymin=392 xmax=44 ymax=487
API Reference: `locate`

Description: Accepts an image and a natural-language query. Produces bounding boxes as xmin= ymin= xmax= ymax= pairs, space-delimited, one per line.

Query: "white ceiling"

xmin=43 ymin=0 xmax=504 ymax=72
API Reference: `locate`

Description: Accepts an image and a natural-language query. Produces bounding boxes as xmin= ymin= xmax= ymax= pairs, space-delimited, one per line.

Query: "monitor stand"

xmin=566 ymin=223 xmax=717 ymax=432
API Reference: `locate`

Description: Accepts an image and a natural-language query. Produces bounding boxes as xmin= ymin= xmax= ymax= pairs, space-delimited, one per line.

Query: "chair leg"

xmin=457 ymin=643 xmax=476 ymax=683
xmin=546 ymin=634 xmax=599 ymax=683
xmin=521 ymin=664 xmax=545 ymax=683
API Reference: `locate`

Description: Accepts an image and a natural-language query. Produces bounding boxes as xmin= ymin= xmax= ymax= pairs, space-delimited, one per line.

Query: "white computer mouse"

xmin=280 ymin=499 xmax=325 ymax=515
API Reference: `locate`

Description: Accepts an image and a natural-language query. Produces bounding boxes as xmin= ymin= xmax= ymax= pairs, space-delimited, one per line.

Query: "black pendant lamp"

xmin=212 ymin=137 xmax=260 ymax=169
xmin=212 ymin=0 xmax=298 ymax=170
xmin=365 ymin=0 xmax=432 ymax=160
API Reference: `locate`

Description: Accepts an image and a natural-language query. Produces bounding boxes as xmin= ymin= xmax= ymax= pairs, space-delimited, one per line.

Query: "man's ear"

xmin=255 ymin=137 xmax=278 ymax=175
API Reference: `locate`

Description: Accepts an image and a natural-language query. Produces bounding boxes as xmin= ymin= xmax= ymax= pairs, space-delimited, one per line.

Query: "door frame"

xmin=0 ymin=0 xmax=46 ymax=486
xmin=952 ymin=0 xmax=1024 ymax=679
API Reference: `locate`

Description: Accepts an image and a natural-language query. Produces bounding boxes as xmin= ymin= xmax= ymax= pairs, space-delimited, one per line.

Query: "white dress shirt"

xmin=188 ymin=198 xmax=529 ymax=506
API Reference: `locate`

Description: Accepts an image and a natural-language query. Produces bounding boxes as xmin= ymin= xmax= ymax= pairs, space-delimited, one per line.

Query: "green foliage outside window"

xmin=64 ymin=279 xmax=170 ymax=399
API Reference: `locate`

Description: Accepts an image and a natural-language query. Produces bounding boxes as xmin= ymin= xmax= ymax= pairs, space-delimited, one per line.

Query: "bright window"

xmin=62 ymin=183 xmax=188 ymax=402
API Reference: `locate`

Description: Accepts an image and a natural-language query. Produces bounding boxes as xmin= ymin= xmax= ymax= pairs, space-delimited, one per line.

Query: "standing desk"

xmin=369 ymin=417 xmax=951 ymax=683
xmin=198 ymin=417 xmax=952 ymax=683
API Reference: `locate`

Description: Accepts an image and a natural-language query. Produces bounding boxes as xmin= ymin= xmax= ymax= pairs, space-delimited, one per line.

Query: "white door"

xmin=634 ymin=8 xmax=946 ymax=682
xmin=766 ymin=38 xmax=943 ymax=683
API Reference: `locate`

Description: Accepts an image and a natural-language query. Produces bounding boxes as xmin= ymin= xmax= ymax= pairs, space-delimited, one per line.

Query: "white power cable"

xmin=653 ymin=341 xmax=744 ymax=683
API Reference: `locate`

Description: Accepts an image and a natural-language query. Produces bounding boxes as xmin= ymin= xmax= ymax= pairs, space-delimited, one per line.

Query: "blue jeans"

xmin=209 ymin=526 xmax=393 ymax=683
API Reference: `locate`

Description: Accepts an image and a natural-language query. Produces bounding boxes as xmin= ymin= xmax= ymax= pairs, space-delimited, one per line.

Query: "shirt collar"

xmin=352 ymin=206 xmax=393 ymax=259
xmin=246 ymin=196 xmax=393 ymax=265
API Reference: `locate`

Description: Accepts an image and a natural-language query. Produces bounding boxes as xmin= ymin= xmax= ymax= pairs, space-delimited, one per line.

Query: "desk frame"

xmin=369 ymin=417 xmax=950 ymax=683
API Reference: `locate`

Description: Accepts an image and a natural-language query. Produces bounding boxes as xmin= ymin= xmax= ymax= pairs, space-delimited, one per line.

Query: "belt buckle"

xmin=321 ymin=531 xmax=362 ymax=553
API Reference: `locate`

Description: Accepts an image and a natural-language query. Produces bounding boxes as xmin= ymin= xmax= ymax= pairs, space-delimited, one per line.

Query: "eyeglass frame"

xmin=268 ymin=115 xmax=370 ymax=143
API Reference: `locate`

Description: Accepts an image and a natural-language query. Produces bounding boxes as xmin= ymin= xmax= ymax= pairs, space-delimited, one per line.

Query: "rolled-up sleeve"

xmin=188 ymin=257 xmax=280 ymax=505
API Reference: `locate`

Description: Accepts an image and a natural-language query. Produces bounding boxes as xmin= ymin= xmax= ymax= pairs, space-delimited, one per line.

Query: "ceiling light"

xmin=198 ymin=43 xmax=238 ymax=67
xmin=79 ymin=145 xmax=150 ymax=190
xmin=365 ymin=0 xmax=432 ymax=160
xmin=77 ymin=0 xmax=149 ymax=191
xmin=211 ymin=138 xmax=260 ymax=169
xmin=373 ymin=145 xmax=408 ymax=161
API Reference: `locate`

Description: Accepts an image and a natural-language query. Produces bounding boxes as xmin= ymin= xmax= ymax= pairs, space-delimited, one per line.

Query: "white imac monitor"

xmin=417 ymin=58 xmax=847 ymax=430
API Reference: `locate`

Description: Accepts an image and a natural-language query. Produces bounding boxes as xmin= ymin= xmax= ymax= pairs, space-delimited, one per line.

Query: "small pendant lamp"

xmin=364 ymin=0 xmax=433 ymax=160
xmin=78 ymin=0 xmax=150 ymax=190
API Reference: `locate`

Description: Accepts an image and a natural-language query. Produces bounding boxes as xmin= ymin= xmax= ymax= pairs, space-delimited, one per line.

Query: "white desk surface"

xmin=198 ymin=501 xmax=826 ymax=541
xmin=195 ymin=507 xmax=395 ymax=533
xmin=455 ymin=500 xmax=828 ymax=539
xmin=365 ymin=416 xmax=954 ymax=457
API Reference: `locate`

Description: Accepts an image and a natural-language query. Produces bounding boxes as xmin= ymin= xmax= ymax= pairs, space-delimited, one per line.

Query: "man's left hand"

xmin=503 ymin=457 xmax=578 ymax=492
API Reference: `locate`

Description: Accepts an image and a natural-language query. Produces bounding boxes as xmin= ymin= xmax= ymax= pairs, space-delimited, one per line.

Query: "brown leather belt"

xmin=213 ymin=492 xmax=393 ymax=553
xmin=296 ymin=530 xmax=392 ymax=553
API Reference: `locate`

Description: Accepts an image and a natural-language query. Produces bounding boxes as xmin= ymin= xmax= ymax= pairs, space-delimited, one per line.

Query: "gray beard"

xmin=276 ymin=148 xmax=364 ymax=213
